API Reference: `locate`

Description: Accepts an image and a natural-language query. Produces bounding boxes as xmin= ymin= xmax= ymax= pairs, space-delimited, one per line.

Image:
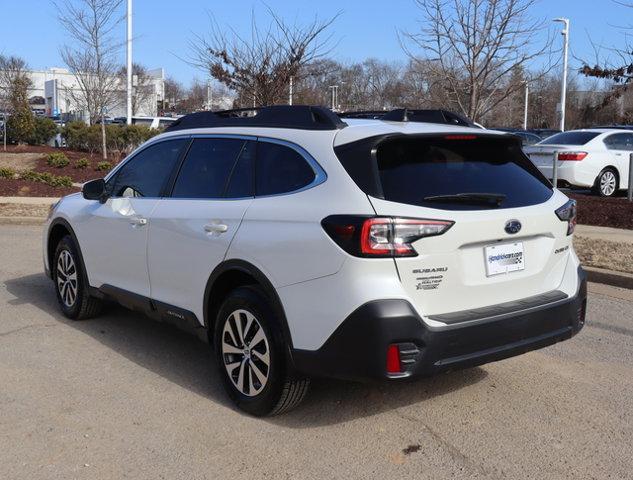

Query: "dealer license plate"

xmin=485 ymin=242 xmax=525 ymax=276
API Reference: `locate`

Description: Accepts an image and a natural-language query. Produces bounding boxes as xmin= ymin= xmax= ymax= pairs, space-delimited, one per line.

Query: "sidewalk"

xmin=575 ymin=224 xmax=633 ymax=245
xmin=0 ymin=196 xmax=59 ymax=205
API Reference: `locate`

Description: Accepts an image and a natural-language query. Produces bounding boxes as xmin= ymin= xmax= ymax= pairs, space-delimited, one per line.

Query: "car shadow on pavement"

xmin=5 ymin=273 xmax=488 ymax=427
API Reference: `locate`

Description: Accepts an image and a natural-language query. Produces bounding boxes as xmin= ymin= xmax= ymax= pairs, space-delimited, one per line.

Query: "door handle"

xmin=204 ymin=223 xmax=228 ymax=234
xmin=129 ymin=216 xmax=148 ymax=226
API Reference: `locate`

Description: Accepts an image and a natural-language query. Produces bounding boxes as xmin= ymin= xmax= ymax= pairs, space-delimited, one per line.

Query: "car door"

xmin=146 ymin=136 xmax=255 ymax=323
xmin=603 ymin=132 xmax=631 ymax=180
xmin=78 ymin=138 xmax=188 ymax=298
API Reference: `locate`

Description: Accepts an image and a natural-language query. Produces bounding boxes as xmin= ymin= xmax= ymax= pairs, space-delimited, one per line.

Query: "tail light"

xmin=322 ymin=215 xmax=453 ymax=258
xmin=557 ymin=152 xmax=587 ymax=161
xmin=555 ymin=199 xmax=577 ymax=235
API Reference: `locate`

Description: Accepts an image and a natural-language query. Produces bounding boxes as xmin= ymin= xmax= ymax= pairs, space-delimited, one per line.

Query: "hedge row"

xmin=62 ymin=122 xmax=159 ymax=154
xmin=4 ymin=116 xmax=57 ymax=145
xmin=0 ymin=167 xmax=74 ymax=188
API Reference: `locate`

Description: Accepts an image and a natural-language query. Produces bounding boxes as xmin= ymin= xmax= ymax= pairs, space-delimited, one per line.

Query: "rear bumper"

xmin=291 ymin=266 xmax=587 ymax=382
xmin=536 ymin=164 xmax=595 ymax=188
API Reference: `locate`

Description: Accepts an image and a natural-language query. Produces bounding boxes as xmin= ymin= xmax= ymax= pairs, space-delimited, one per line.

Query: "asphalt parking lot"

xmin=1 ymin=224 xmax=633 ymax=480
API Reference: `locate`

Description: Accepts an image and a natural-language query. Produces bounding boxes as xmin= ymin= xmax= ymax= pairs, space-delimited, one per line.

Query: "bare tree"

xmin=117 ymin=63 xmax=156 ymax=116
xmin=163 ymin=76 xmax=185 ymax=112
xmin=0 ymin=55 xmax=32 ymax=111
xmin=0 ymin=54 xmax=35 ymax=143
xmin=190 ymin=7 xmax=340 ymax=106
xmin=401 ymin=0 xmax=553 ymax=122
xmin=55 ymin=0 xmax=123 ymax=159
xmin=580 ymin=1 xmax=633 ymax=114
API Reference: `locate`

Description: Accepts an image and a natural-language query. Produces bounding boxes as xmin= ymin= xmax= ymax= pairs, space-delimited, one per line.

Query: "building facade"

xmin=25 ymin=67 xmax=165 ymax=121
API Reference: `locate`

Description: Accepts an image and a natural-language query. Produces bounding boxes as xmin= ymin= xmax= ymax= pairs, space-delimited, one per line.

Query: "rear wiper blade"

xmin=423 ymin=193 xmax=506 ymax=206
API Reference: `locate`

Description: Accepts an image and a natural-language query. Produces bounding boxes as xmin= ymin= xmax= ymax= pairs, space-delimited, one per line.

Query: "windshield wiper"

xmin=423 ymin=193 xmax=506 ymax=207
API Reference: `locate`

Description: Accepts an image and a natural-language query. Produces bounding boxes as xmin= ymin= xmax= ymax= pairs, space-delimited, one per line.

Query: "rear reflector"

xmin=557 ymin=152 xmax=588 ymax=161
xmin=386 ymin=344 xmax=401 ymax=374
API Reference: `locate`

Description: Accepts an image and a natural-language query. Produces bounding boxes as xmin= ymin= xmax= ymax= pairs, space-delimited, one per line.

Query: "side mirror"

xmin=82 ymin=178 xmax=107 ymax=202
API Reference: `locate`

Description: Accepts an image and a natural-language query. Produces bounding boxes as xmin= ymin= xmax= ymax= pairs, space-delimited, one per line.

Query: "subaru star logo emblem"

xmin=505 ymin=220 xmax=522 ymax=235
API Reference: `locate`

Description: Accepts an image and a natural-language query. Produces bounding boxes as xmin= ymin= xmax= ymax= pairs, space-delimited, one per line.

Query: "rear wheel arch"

xmin=203 ymin=260 xmax=294 ymax=350
xmin=594 ymin=166 xmax=620 ymax=195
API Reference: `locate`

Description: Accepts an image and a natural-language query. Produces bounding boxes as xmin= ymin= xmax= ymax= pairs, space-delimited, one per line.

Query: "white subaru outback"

xmin=43 ymin=106 xmax=587 ymax=416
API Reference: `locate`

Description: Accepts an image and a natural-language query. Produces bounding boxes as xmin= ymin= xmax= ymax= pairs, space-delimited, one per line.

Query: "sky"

xmin=1 ymin=0 xmax=630 ymax=86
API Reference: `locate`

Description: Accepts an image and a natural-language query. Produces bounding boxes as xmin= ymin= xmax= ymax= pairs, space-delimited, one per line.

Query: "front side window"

xmin=109 ymin=139 xmax=187 ymax=198
xmin=172 ymin=138 xmax=246 ymax=199
xmin=256 ymin=141 xmax=315 ymax=196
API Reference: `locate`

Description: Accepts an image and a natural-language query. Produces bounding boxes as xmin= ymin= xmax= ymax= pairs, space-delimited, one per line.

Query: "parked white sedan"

xmin=525 ymin=129 xmax=632 ymax=196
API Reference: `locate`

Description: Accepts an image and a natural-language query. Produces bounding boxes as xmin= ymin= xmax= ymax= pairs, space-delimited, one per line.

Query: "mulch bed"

xmin=569 ymin=192 xmax=633 ymax=230
xmin=1 ymin=145 xmax=123 ymax=196
xmin=0 ymin=178 xmax=79 ymax=197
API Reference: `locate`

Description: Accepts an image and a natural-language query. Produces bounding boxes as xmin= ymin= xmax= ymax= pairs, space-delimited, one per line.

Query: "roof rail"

xmin=338 ymin=110 xmax=387 ymax=119
xmin=339 ymin=108 xmax=477 ymax=128
xmin=381 ymin=108 xmax=476 ymax=127
xmin=164 ymin=105 xmax=347 ymax=132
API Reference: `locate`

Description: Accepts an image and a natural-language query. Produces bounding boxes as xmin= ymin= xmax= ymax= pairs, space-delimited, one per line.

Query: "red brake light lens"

xmin=557 ymin=152 xmax=587 ymax=161
xmin=322 ymin=215 xmax=454 ymax=258
xmin=360 ymin=218 xmax=453 ymax=256
xmin=555 ymin=199 xmax=577 ymax=235
xmin=444 ymin=135 xmax=477 ymax=140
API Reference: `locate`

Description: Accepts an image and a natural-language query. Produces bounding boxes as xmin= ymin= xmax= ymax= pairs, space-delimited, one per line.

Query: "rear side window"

xmin=256 ymin=141 xmax=315 ymax=196
xmin=172 ymin=138 xmax=246 ymax=199
xmin=540 ymin=131 xmax=599 ymax=145
xmin=109 ymin=139 xmax=187 ymax=198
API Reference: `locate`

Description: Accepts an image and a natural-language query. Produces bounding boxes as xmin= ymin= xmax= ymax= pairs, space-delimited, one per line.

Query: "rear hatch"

xmin=336 ymin=133 xmax=575 ymax=319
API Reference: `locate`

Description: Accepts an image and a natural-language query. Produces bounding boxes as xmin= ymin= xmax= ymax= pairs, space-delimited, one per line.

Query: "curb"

xmin=584 ymin=266 xmax=633 ymax=291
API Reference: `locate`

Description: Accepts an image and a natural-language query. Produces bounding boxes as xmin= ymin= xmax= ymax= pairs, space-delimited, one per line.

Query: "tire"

xmin=214 ymin=286 xmax=310 ymax=416
xmin=593 ymin=168 xmax=619 ymax=197
xmin=53 ymin=235 xmax=102 ymax=320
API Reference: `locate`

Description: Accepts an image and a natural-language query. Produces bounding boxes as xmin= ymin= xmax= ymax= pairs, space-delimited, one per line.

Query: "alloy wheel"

xmin=600 ymin=171 xmax=617 ymax=196
xmin=221 ymin=309 xmax=271 ymax=397
xmin=56 ymin=250 xmax=78 ymax=308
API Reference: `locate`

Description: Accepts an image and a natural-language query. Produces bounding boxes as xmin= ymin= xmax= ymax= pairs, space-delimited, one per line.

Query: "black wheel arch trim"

xmin=203 ymin=259 xmax=295 ymax=352
xmin=47 ymin=218 xmax=90 ymax=287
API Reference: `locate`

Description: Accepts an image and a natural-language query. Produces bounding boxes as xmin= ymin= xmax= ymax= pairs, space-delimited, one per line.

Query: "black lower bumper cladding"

xmin=292 ymin=267 xmax=587 ymax=382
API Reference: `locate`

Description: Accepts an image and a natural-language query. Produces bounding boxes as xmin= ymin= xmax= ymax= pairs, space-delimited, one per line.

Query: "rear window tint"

xmin=336 ymin=135 xmax=552 ymax=211
xmin=540 ymin=131 xmax=599 ymax=145
xmin=375 ymin=137 xmax=552 ymax=210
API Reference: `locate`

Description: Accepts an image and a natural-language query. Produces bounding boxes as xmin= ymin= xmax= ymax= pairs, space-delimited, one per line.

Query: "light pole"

xmin=2 ymin=113 xmax=6 ymax=152
xmin=523 ymin=81 xmax=529 ymax=130
xmin=554 ymin=17 xmax=569 ymax=132
xmin=289 ymin=76 xmax=294 ymax=105
xmin=126 ymin=0 xmax=133 ymax=125
xmin=328 ymin=85 xmax=337 ymax=110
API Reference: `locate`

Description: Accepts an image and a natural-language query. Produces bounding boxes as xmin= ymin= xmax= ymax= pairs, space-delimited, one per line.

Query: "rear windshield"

xmin=335 ymin=135 xmax=553 ymax=210
xmin=539 ymin=131 xmax=599 ymax=145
